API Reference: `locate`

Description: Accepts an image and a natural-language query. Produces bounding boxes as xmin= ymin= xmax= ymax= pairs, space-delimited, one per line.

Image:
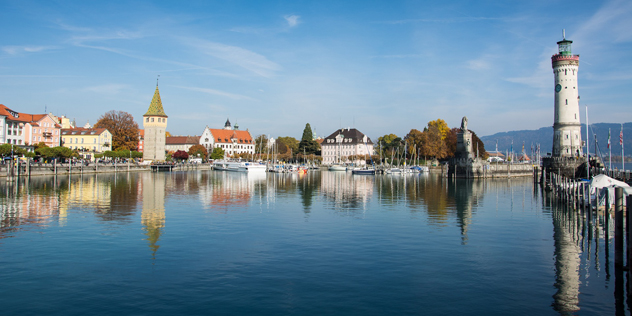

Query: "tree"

xmin=94 ymin=110 xmax=139 ymax=151
xmin=298 ymin=123 xmax=320 ymax=155
xmin=377 ymin=134 xmax=402 ymax=158
xmin=254 ymin=134 xmax=268 ymax=154
xmin=405 ymin=129 xmax=424 ymax=158
xmin=188 ymin=144 xmax=208 ymax=159
xmin=276 ymin=136 xmax=299 ymax=157
xmin=210 ymin=147 xmax=225 ymax=160
xmin=172 ymin=150 xmax=189 ymax=161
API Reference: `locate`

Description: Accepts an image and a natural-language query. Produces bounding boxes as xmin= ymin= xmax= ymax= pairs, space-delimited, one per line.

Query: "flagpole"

xmin=608 ymin=128 xmax=612 ymax=174
xmin=622 ymin=123 xmax=625 ymax=172
xmin=586 ymin=105 xmax=589 ymax=180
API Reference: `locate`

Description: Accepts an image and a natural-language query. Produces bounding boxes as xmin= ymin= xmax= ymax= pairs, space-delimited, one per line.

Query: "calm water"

xmin=0 ymin=170 xmax=621 ymax=315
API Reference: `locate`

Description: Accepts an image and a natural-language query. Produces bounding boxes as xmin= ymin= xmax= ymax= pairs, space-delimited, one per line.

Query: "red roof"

xmin=209 ymin=129 xmax=253 ymax=143
xmin=0 ymin=104 xmax=61 ymax=127
xmin=61 ymin=127 xmax=109 ymax=136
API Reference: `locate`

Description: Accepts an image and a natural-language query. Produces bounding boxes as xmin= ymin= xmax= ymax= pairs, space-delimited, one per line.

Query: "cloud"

xmin=185 ymin=39 xmax=280 ymax=77
xmin=379 ymin=17 xmax=510 ymax=25
xmin=84 ymin=84 xmax=130 ymax=94
xmin=574 ymin=0 xmax=632 ymax=43
xmin=177 ymin=86 xmax=257 ymax=101
xmin=2 ymin=46 xmax=56 ymax=55
xmin=284 ymin=15 xmax=300 ymax=28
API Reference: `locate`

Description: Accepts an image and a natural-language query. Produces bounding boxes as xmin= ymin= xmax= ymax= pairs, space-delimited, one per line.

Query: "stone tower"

xmin=552 ymin=31 xmax=582 ymax=157
xmin=143 ymin=84 xmax=168 ymax=162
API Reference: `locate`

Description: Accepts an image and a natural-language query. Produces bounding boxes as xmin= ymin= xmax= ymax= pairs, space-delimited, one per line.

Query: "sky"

xmin=1 ymin=0 xmax=631 ymax=141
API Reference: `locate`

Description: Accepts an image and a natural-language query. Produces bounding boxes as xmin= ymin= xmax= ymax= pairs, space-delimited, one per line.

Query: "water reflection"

xmin=140 ymin=173 xmax=166 ymax=259
xmin=0 ymin=170 xmax=620 ymax=314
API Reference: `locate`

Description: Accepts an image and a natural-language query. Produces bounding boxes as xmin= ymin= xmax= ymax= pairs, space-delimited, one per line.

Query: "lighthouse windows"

xmin=565 ymin=69 xmax=567 ymax=75
xmin=565 ymin=99 xmax=568 ymax=105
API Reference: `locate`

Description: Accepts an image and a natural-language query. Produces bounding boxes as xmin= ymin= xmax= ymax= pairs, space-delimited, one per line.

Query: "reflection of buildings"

xmin=198 ymin=172 xmax=266 ymax=212
xmin=58 ymin=175 xmax=112 ymax=214
xmin=0 ymin=181 xmax=61 ymax=239
xmin=320 ymin=171 xmax=373 ymax=211
xmin=139 ymin=173 xmax=166 ymax=259
xmin=448 ymin=179 xmax=485 ymax=244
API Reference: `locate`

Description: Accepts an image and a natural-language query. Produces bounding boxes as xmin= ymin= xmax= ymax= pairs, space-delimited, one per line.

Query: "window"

xmin=146 ymin=118 xmax=149 ymax=122
xmin=565 ymin=99 xmax=568 ymax=105
xmin=151 ymin=118 xmax=154 ymax=122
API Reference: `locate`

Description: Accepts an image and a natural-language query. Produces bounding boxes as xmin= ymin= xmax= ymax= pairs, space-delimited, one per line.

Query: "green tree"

xmin=298 ymin=123 xmax=320 ymax=155
xmin=276 ymin=136 xmax=299 ymax=157
xmin=210 ymin=147 xmax=225 ymax=160
xmin=94 ymin=110 xmax=139 ymax=151
xmin=254 ymin=134 xmax=268 ymax=154
xmin=188 ymin=144 xmax=208 ymax=159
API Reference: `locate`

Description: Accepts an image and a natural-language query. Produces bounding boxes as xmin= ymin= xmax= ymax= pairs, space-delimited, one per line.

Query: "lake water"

xmin=0 ymin=170 xmax=622 ymax=315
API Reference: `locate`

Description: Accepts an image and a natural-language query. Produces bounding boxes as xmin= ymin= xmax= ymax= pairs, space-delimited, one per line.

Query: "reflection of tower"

xmin=143 ymin=83 xmax=168 ymax=163
xmin=551 ymin=208 xmax=581 ymax=313
xmin=141 ymin=173 xmax=166 ymax=259
xmin=551 ymin=31 xmax=582 ymax=157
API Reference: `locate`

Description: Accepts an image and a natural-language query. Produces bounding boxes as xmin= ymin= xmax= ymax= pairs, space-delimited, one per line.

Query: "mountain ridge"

xmin=480 ymin=122 xmax=632 ymax=157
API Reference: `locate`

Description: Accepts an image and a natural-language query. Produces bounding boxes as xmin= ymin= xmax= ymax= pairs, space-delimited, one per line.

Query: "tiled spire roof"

xmin=144 ymin=85 xmax=167 ymax=117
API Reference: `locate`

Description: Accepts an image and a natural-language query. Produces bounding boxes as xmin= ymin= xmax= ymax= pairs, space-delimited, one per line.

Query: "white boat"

xmin=213 ymin=160 xmax=266 ymax=173
xmin=385 ymin=168 xmax=402 ymax=174
xmin=328 ymin=164 xmax=347 ymax=171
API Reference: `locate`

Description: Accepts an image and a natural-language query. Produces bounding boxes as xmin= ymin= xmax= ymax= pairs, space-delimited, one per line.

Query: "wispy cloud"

xmin=379 ymin=17 xmax=510 ymax=25
xmin=284 ymin=15 xmax=300 ymax=28
xmin=177 ymin=86 xmax=257 ymax=101
xmin=370 ymin=54 xmax=426 ymax=59
xmin=84 ymin=84 xmax=130 ymax=94
xmin=184 ymin=39 xmax=280 ymax=77
xmin=574 ymin=0 xmax=632 ymax=43
xmin=2 ymin=46 xmax=56 ymax=55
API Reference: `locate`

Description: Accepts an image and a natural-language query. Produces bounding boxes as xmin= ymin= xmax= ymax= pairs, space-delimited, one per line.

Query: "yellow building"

xmin=61 ymin=127 xmax=112 ymax=160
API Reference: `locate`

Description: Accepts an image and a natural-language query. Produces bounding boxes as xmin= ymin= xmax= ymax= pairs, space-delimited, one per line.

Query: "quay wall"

xmin=1 ymin=163 xmax=212 ymax=178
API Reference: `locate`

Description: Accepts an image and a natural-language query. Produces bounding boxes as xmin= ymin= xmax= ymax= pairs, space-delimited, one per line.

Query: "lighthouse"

xmin=551 ymin=30 xmax=582 ymax=157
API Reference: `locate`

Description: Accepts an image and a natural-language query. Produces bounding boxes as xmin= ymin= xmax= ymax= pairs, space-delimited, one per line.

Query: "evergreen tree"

xmin=298 ymin=123 xmax=320 ymax=155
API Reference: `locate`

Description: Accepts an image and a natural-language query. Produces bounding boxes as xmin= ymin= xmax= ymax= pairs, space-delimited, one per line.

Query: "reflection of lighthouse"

xmin=140 ymin=173 xmax=166 ymax=259
xmin=551 ymin=209 xmax=581 ymax=313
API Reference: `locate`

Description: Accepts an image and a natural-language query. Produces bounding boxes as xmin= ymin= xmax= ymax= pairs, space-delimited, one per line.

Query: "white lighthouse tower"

xmin=551 ymin=30 xmax=582 ymax=157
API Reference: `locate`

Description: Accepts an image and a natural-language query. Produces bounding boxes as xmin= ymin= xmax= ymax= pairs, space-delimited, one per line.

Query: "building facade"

xmin=166 ymin=136 xmax=200 ymax=153
xmin=321 ymin=128 xmax=374 ymax=165
xmin=61 ymin=128 xmax=112 ymax=160
xmin=552 ymin=32 xmax=582 ymax=157
xmin=143 ymin=85 xmax=168 ymax=162
xmin=199 ymin=119 xmax=255 ymax=158
xmin=0 ymin=104 xmax=62 ymax=148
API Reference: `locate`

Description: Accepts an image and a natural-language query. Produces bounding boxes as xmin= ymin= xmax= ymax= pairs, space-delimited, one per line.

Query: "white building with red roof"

xmin=199 ymin=119 xmax=255 ymax=158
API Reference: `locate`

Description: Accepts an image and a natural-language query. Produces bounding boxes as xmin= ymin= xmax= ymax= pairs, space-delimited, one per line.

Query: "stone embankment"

xmin=1 ymin=162 xmax=212 ymax=178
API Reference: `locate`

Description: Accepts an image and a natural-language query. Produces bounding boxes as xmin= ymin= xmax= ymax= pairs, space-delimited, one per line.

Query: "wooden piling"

xmin=627 ymin=195 xmax=632 ymax=273
xmin=614 ymin=187 xmax=624 ymax=268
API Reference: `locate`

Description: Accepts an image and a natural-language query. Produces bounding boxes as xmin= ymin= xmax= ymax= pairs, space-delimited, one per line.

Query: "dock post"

xmin=627 ymin=195 xmax=632 ymax=271
xmin=615 ymin=187 xmax=624 ymax=268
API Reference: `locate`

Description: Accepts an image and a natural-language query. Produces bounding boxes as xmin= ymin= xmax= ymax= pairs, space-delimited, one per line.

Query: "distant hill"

xmin=480 ymin=122 xmax=632 ymax=157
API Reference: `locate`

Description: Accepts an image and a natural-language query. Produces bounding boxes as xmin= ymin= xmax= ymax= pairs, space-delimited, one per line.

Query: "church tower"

xmin=143 ymin=83 xmax=168 ymax=162
xmin=551 ymin=31 xmax=582 ymax=157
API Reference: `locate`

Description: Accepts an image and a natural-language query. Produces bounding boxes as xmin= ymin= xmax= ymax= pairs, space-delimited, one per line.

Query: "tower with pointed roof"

xmin=143 ymin=84 xmax=168 ymax=162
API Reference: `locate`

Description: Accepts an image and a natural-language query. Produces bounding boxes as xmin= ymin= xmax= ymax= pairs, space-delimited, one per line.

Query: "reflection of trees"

xmin=298 ymin=173 xmax=320 ymax=214
xmin=94 ymin=174 xmax=138 ymax=222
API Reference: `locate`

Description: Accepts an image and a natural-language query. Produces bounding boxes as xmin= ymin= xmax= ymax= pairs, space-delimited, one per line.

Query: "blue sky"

xmin=1 ymin=0 xmax=630 ymax=141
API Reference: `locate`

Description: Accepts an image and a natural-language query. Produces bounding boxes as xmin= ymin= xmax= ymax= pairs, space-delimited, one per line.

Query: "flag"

xmin=621 ymin=126 xmax=624 ymax=147
xmin=608 ymin=129 xmax=611 ymax=149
